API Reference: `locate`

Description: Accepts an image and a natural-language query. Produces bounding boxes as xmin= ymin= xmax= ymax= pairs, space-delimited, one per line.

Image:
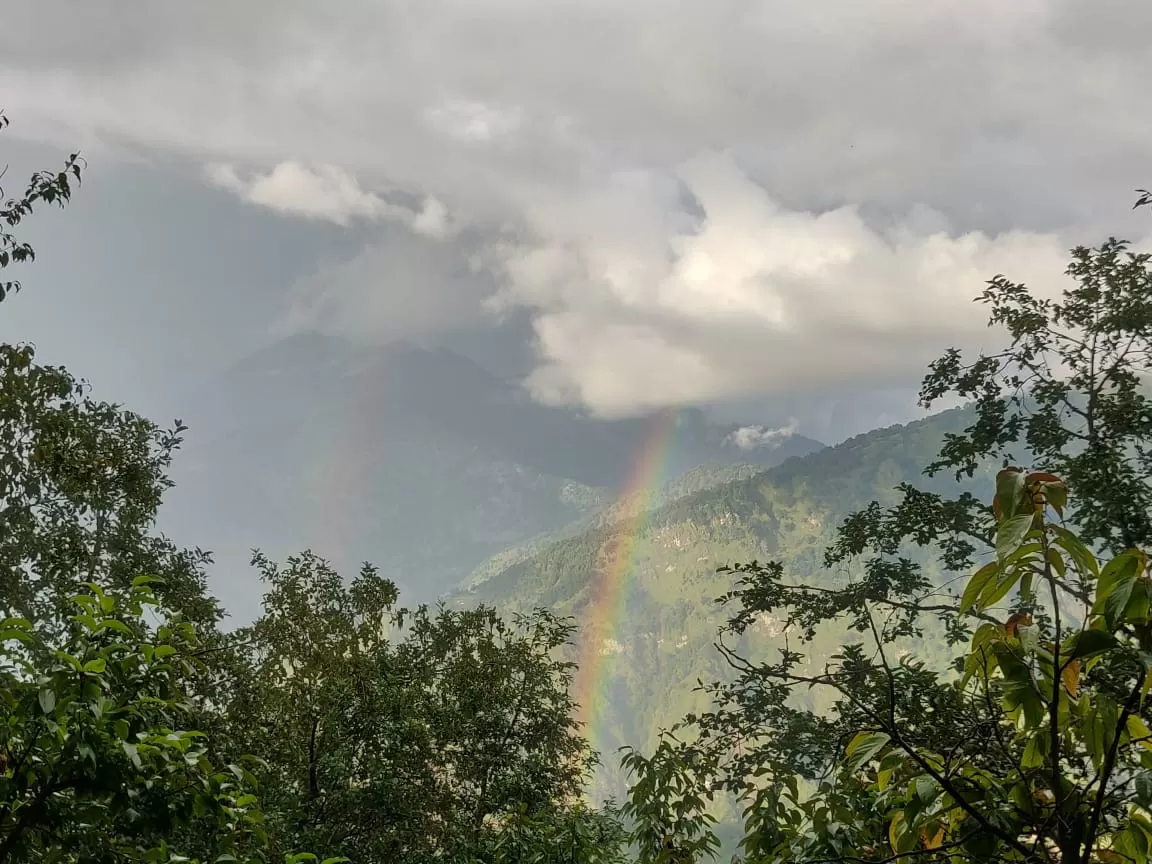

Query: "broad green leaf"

xmin=961 ymin=561 xmax=998 ymax=614
xmin=911 ymin=775 xmax=937 ymax=804
xmin=1022 ymin=732 xmax=1049 ymax=768
xmin=1128 ymin=581 xmax=1152 ymax=626
xmin=845 ymin=731 xmax=890 ymax=772
xmin=97 ymin=619 xmax=133 ymax=636
xmin=82 ymin=658 xmax=106 ymax=674
xmin=888 ymin=811 xmax=906 ymax=855
xmin=1136 ymin=773 xmax=1152 ymax=808
xmin=995 ymin=645 xmax=1044 ymax=727
xmin=1052 ymin=526 xmax=1101 ymax=579
xmin=38 ymin=688 xmax=56 ymax=714
xmin=1114 ymin=824 xmax=1149 ymax=864
xmin=978 ymin=568 xmax=1024 ymax=612
xmin=1094 ymin=549 xmax=1146 ymax=628
xmin=997 ymin=514 xmax=1036 ymax=564
xmin=1130 ymin=715 xmax=1152 ymax=751
xmin=994 ymin=468 xmax=1027 ymax=519
xmin=877 ymin=767 xmax=894 ymax=791
xmin=1062 ymin=629 xmax=1119 ymax=660
xmin=962 ymin=624 xmax=1002 ymax=686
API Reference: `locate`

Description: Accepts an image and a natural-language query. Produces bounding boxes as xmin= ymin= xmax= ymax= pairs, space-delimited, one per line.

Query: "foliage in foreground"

xmin=221 ymin=550 xmax=616 ymax=864
xmin=0 ymin=579 xmax=270 ymax=863
xmin=624 ymin=220 xmax=1152 ymax=862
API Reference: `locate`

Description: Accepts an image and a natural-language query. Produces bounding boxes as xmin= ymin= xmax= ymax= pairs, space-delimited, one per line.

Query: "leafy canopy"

xmin=623 ymin=221 xmax=1152 ymax=864
xmin=0 ymin=579 xmax=270 ymax=864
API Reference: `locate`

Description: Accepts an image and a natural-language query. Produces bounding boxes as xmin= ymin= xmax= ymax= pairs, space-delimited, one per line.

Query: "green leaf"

xmin=845 ymin=731 xmax=889 ymax=772
xmin=995 ymin=645 xmax=1044 ymax=727
xmin=994 ymin=468 xmax=1027 ymax=519
xmin=997 ymin=514 xmax=1035 ymax=564
xmin=1094 ymin=549 xmax=1146 ymax=628
xmin=1052 ymin=526 xmax=1101 ymax=579
xmin=82 ymin=658 xmax=106 ymax=674
xmin=1114 ymin=824 xmax=1149 ymax=864
xmin=1135 ymin=773 xmax=1152 ymax=808
xmin=1063 ymin=629 xmax=1120 ymax=661
xmin=1128 ymin=581 xmax=1152 ymax=626
xmin=962 ymin=623 xmax=1002 ymax=686
xmin=1022 ymin=732 xmax=1049 ymax=768
xmin=1129 ymin=715 xmax=1152 ymax=751
xmin=978 ymin=569 xmax=1024 ymax=612
xmin=38 ymin=688 xmax=56 ymax=714
xmin=961 ymin=562 xmax=998 ymax=614
xmin=912 ymin=775 xmax=938 ymax=804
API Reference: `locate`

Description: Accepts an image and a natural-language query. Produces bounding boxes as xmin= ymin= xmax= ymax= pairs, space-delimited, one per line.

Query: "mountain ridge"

xmin=162 ymin=334 xmax=824 ymax=615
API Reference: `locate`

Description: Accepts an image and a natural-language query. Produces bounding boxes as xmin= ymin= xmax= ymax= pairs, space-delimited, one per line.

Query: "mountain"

xmin=452 ymin=405 xmax=996 ymax=800
xmin=160 ymin=334 xmax=823 ymax=618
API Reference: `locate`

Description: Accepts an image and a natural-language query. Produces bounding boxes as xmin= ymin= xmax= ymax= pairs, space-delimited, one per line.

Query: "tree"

xmin=0 ymin=114 xmax=217 ymax=639
xmin=0 ymin=111 xmax=83 ymax=303
xmin=622 ymin=741 xmax=722 ymax=864
xmin=921 ymin=237 xmax=1152 ymax=553
xmin=0 ymin=115 xmax=314 ymax=863
xmin=478 ymin=801 xmax=631 ymax=864
xmin=0 ymin=344 xmax=221 ymax=641
xmin=623 ymin=222 xmax=1152 ymax=862
xmin=0 ymin=578 xmax=269 ymax=863
xmin=223 ymin=551 xmax=612 ymax=864
xmin=683 ymin=472 xmax=1152 ymax=863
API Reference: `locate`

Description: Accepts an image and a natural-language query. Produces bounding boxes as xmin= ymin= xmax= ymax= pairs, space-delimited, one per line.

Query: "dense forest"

xmin=5 ymin=114 xmax=1152 ymax=864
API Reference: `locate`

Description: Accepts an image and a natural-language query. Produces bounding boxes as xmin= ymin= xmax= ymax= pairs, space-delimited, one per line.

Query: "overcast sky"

xmin=2 ymin=0 xmax=1151 ymax=441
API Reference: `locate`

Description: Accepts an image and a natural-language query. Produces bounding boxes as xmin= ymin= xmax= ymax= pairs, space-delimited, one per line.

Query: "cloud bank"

xmin=488 ymin=153 xmax=1073 ymax=415
xmin=4 ymin=0 xmax=1151 ymax=416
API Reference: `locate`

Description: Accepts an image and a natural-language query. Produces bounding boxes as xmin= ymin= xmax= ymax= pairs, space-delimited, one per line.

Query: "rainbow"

xmin=573 ymin=407 xmax=682 ymax=764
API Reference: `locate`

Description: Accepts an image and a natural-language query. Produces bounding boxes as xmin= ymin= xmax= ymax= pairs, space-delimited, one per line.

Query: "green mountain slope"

xmin=455 ymin=406 xmax=995 ymax=799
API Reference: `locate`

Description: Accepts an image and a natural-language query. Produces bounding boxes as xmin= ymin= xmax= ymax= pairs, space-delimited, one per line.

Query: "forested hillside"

xmin=458 ymin=406 xmax=997 ymax=797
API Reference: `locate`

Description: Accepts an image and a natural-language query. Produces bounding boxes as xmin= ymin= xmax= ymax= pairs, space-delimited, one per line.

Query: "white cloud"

xmin=488 ymin=152 xmax=1077 ymax=416
xmin=726 ymin=419 xmax=799 ymax=450
xmin=205 ymin=162 xmax=453 ymax=236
